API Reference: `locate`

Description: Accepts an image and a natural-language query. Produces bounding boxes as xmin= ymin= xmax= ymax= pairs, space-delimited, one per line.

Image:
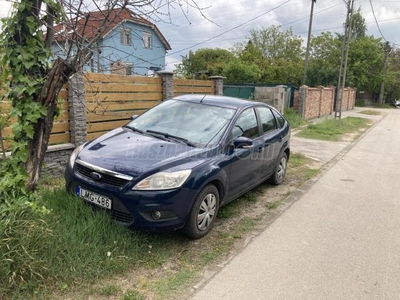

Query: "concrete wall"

xmin=254 ymin=86 xmax=288 ymax=113
xmin=42 ymin=144 xmax=75 ymax=177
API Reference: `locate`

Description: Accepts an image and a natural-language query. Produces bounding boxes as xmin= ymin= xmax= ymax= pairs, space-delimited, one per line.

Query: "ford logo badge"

xmin=90 ymin=172 xmax=102 ymax=180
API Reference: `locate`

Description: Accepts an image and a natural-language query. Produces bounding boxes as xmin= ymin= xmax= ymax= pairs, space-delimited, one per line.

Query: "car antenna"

xmin=199 ymin=95 xmax=206 ymax=103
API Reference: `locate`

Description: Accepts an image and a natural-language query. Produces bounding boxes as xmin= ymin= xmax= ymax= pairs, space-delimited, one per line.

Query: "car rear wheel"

xmin=181 ymin=184 xmax=219 ymax=239
xmin=270 ymin=152 xmax=288 ymax=185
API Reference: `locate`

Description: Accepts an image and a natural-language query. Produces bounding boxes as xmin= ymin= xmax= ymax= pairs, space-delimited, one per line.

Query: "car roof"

xmin=172 ymin=94 xmax=269 ymax=110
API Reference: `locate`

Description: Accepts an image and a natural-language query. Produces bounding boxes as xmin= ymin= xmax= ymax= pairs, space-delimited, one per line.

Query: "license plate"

xmin=77 ymin=186 xmax=112 ymax=210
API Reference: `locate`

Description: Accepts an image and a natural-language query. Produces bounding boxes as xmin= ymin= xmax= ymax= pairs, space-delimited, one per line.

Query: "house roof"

xmin=53 ymin=7 xmax=171 ymax=50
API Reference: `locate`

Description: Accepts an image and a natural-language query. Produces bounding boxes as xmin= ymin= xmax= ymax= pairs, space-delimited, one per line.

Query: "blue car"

xmin=65 ymin=95 xmax=290 ymax=238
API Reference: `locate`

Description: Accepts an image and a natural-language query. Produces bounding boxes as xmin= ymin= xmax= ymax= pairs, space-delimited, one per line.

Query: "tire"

xmin=181 ymin=184 xmax=219 ymax=239
xmin=270 ymin=152 xmax=288 ymax=185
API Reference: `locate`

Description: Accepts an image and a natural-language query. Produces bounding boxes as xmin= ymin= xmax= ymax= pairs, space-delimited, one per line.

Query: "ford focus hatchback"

xmin=65 ymin=95 xmax=290 ymax=238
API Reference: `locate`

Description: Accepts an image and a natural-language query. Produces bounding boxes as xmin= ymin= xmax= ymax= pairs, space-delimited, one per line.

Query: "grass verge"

xmin=359 ymin=110 xmax=381 ymax=116
xmin=373 ymin=103 xmax=393 ymax=109
xmin=295 ymin=116 xmax=370 ymax=141
xmin=1 ymin=153 xmax=319 ymax=300
xmin=284 ymin=108 xmax=307 ymax=129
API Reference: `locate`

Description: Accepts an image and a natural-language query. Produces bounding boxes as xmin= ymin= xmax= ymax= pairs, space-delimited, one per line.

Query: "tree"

xmin=176 ymin=48 xmax=235 ymax=78
xmin=0 ymin=0 xmax=209 ymax=198
xmin=385 ymin=47 xmax=400 ymax=101
xmin=346 ymin=36 xmax=385 ymax=92
xmin=307 ymin=32 xmax=341 ymax=86
xmin=223 ymin=60 xmax=261 ymax=83
xmin=247 ymin=26 xmax=304 ymax=61
xmin=233 ymin=26 xmax=304 ymax=84
xmin=349 ymin=8 xmax=367 ymax=40
xmin=307 ymin=33 xmax=386 ymax=91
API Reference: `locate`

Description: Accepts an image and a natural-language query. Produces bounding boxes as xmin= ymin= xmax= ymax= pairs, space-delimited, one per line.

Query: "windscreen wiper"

xmin=146 ymin=130 xmax=195 ymax=147
xmin=123 ymin=125 xmax=145 ymax=134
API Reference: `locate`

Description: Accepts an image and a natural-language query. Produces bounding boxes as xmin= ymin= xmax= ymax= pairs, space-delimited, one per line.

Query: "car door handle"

xmin=256 ymin=146 xmax=262 ymax=153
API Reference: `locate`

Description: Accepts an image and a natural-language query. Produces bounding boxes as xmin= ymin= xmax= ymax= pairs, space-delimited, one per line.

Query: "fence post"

xmin=209 ymin=76 xmax=225 ymax=95
xmin=298 ymin=85 xmax=308 ymax=119
xmin=351 ymin=88 xmax=356 ymax=109
xmin=318 ymin=86 xmax=324 ymax=118
xmin=157 ymin=71 xmax=174 ymax=100
xmin=68 ymin=72 xmax=87 ymax=146
xmin=330 ymin=86 xmax=335 ymax=114
xmin=347 ymin=88 xmax=351 ymax=110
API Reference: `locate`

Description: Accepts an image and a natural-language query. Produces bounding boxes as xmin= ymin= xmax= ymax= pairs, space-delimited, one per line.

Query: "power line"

xmin=369 ymin=0 xmax=387 ymax=41
xmin=163 ymin=0 xmax=291 ymax=59
xmin=165 ymin=1 xmax=344 ymax=51
xmin=166 ymin=1 xmax=343 ymax=41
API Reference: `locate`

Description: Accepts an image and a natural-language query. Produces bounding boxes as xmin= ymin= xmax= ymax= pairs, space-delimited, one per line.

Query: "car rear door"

xmin=256 ymin=106 xmax=282 ymax=179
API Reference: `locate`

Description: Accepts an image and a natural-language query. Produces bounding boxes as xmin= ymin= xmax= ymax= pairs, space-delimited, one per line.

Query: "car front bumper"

xmin=65 ymin=167 xmax=198 ymax=232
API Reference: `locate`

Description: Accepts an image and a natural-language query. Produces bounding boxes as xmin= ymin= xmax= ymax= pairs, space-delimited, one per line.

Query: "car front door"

xmin=226 ymin=108 xmax=264 ymax=199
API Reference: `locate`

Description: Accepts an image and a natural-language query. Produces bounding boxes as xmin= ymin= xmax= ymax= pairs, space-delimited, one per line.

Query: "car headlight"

xmin=68 ymin=143 xmax=85 ymax=169
xmin=132 ymin=170 xmax=192 ymax=190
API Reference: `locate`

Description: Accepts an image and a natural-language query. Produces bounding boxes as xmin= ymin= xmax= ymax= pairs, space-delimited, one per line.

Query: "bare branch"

xmin=45 ymin=4 xmax=55 ymax=48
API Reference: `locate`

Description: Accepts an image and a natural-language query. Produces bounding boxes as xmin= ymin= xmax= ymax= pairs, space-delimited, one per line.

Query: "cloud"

xmin=160 ymin=0 xmax=400 ymax=70
xmin=0 ymin=1 xmax=12 ymax=19
xmin=0 ymin=0 xmax=399 ymax=71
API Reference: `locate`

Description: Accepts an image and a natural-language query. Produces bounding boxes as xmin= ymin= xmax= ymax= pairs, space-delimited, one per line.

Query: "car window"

xmin=128 ymin=100 xmax=235 ymax=147
xmin=257 ymin=107 xmax=277 ymax=133
xmin=272 ymin=109 xmax=286 ymax=128
xmin=231 ymin=108 xmax=259 ymax=140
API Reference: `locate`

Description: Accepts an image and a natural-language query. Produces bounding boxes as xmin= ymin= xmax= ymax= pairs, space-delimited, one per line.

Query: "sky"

xmin=0 ymin=0 xmax=399 ymax=71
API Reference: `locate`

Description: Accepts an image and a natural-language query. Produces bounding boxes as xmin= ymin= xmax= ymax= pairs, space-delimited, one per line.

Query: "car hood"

xmin=77 ymin=128 xmax=211 ymax=177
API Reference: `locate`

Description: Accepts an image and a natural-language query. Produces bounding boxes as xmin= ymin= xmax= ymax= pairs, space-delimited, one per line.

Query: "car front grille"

xmin=112 ymin=209 xmax=134 ymax=224
xmin=76 ymin=163 xmax=131 ymax=188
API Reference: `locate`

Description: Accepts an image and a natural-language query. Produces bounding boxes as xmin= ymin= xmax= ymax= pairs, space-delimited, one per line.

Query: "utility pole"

xmin=379 ymin=42 xmax=391 ymax=105
xmin=335 ymin=0 xmax=354 ymax=119
xmin=303 ymin=0 xmax=316 ymax=85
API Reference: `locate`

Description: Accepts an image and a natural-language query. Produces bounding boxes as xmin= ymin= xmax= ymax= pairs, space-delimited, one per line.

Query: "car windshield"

xmin=127 ymin=100 xmax=236 ymax=147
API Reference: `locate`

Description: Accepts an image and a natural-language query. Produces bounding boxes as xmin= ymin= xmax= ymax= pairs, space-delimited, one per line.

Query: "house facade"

xmin=51 ymin=8 xmax=171 ymax=76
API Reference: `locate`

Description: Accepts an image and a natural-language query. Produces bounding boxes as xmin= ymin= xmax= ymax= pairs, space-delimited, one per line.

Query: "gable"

xmin=53 ymin=8 xmax=171 ymax=51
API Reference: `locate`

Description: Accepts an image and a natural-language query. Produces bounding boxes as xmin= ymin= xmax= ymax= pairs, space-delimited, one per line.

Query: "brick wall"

xmin=294 ymin=85 xmax=355 ymax=120
xmin=342 ymin=88 xmax=356 ymax=111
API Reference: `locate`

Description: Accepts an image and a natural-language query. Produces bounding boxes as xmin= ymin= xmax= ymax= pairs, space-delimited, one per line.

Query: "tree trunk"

xmin=0 ymin=128 xmax=6 ymax=160
xmin=25 ymin=58 xmax=74 ymax=191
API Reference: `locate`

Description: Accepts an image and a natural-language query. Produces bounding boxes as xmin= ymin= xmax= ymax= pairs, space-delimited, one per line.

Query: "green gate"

xmin=223 ymin=85 xmax=255 ymax=100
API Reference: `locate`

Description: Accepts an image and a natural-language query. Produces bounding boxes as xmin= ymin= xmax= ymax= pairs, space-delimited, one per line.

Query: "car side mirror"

xmin=233 ymin=136 xmax=253 ymax=149
xmin=130 ymin=115 xmax=139 ymax=121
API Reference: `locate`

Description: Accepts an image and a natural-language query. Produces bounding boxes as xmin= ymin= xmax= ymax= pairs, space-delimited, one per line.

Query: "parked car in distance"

xmin=65 ymin=95 xmax=291 ymax=238
xmin=391 ymin=100 xmax=400 ymax=107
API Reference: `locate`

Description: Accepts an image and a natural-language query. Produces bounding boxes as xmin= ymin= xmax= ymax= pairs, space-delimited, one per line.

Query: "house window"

xmin=120 ymin=28 xmax=131 ymax=45
xmin=143 ymin=33 xmax=152 ymax=49
xmin=111 ymin=62 xmax=133 ymax=76
xmin=126 ymin=64 xmax=133 ymax=75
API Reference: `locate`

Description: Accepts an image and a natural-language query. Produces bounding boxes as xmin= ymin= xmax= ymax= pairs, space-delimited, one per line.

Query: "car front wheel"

xmin=181 ymin=184 xmax=219 ymax=239
xmin=270 ymin=152 xmax=288 ymax=185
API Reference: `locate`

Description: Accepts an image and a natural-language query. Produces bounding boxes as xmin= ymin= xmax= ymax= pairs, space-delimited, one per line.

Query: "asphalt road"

xmin=189 ymin=108 xmax=400 ymax=300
